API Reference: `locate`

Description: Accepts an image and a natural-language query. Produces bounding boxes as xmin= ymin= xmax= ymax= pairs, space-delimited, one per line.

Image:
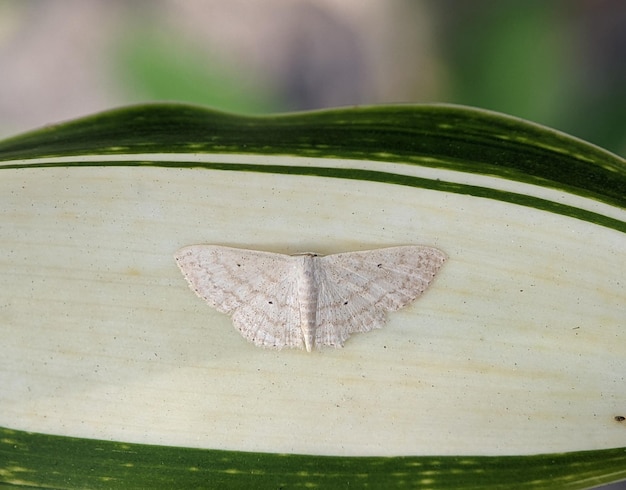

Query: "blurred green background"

xmin=0 ymin=0 xmax=624 ymax=154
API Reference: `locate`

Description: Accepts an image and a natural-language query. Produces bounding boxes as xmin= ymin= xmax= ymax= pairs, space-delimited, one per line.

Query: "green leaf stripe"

xmin=1 ymin=427 xmax=625 ymax=489
xmin=0 ymin=104 xmax=624 ymax=209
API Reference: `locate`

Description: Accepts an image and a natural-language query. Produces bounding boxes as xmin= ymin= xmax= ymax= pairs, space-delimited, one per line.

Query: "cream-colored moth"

xmin=175 ymin=245 xmax=446 ymax=352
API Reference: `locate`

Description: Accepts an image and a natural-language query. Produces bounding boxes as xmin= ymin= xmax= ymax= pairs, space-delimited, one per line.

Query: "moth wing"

xmin=175 ymin=245 xmax=304 ymax=349
xmin=315 ymin=246 xmax=446 ymax=347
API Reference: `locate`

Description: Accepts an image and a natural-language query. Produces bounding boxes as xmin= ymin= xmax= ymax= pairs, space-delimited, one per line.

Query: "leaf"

xmin=0 ymin=104 xmax=624 ymax=489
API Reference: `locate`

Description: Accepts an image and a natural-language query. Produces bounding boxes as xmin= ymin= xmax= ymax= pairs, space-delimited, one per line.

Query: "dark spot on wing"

xmin=615 ymin=415 xmax=625 ymax=422
xmin=343 ymin=301 xmax=349 ymax=305
xmin=268 ymin=301 xmax=273 ymax=305
xmin=377 ymin=263 xmax=383 ymax=268
xmin=236 ymin=263 xmax=241 ymax=267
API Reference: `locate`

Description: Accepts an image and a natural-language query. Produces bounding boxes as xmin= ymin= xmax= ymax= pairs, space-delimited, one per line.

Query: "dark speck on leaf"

xmin=377 ymin=263 xmax=383 ymax=268
xmin=615 ymin=416 xmax=625 ymax=422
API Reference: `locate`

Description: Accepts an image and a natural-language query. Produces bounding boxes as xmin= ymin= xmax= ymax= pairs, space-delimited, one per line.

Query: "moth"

xmin=175 ymin=245 xmax=446 ymax=351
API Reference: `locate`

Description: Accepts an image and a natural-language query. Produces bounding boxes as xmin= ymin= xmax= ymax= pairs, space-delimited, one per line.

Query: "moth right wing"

xmin=314 ymin=246 xmax=446 ymax=347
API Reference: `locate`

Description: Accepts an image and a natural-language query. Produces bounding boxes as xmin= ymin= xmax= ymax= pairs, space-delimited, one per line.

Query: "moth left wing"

xmin=175 ymin=245 xmax=304 ymax=349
